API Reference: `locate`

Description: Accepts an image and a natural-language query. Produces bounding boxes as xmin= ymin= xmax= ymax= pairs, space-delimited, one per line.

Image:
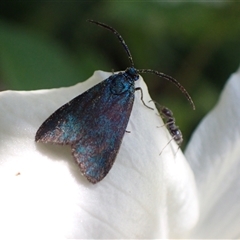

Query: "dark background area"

xmin=0 ymin=2 xmax=240 ymax=148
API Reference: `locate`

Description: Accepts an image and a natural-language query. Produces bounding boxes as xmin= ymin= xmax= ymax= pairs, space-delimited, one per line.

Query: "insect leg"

xmin=135 ymin=87 xmax=154 ymax=110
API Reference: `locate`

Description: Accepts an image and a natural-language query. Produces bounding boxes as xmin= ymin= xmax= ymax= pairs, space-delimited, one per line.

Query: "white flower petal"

xmin=0 ymin=71 xmax=198 ymax=238
xmin=185 ymin=67 xmax=240 ymax=238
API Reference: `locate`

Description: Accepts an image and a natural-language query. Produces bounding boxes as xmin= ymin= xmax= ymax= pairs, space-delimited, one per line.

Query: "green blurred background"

xmin=0 ymin=2 xmax=240 ymax=148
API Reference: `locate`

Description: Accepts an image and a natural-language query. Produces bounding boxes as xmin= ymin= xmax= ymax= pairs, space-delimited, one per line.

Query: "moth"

xmin=35 ymin=20 xmax=195 ymax=184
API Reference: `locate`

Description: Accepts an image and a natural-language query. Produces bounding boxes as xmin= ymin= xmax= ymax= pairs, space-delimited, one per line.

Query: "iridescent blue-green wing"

xmin=35 ymin=80 xmax=110 ymax=144
xmin=36 ymin=75 xmax=135 ymax=183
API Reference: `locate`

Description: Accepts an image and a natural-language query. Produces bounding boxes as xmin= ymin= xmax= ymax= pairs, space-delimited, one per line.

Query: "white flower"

xmin=0 ymin=68 xmax=239 ymax=238
xmin=185 ymin=66 xmax=240 ymax=238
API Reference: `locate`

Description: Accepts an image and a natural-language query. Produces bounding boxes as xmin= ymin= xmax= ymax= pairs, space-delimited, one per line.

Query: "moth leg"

xmin=125 ymin=130 xmax=131 ymax=133
xmin=135 ymin=87 xmax=154 ymax=110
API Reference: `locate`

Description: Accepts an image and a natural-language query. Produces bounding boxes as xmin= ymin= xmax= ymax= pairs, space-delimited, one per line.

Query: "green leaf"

xmin=0 ymin=20 xmax=82 ymax=90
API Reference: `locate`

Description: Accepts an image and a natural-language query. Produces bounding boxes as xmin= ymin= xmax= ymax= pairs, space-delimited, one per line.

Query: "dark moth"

xmin=35 ymin=20 xmax=195 ymax=184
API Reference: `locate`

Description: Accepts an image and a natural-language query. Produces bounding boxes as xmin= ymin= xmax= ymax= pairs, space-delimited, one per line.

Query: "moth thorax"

xmin=126 ymin=67 xmax=139 ymax=81
xmin=110 ymin=73 xmax=133 ymax=95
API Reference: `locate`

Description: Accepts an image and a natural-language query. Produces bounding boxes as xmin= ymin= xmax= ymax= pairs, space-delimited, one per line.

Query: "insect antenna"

xmin=139 ymin=69 xmax=195 ymax=110
xmin=88 ymin=19 xmax=134 ymax=67
xmin=88 ymin=20 xmax=195 ymax=110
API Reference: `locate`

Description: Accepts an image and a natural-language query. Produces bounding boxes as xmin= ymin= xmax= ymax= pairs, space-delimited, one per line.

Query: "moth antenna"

xmin=87 ymin=19 xmax=134 ymax=67
xmin=139 ymin=69 xmax=195 ymax=110
xmin=88 ymin=20 xmax=195 ymax=110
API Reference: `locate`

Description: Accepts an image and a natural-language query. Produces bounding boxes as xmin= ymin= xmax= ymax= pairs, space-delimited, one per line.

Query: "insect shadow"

xmin=35 ymin=20 xmax=195 ymax=184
